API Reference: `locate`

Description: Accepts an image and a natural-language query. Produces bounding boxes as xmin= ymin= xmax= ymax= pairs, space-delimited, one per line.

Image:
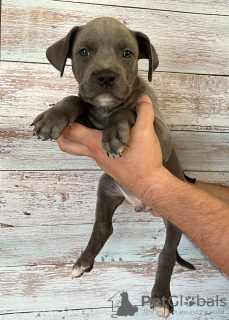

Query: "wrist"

xmin=129 ymin=166 xmax=172 ymax=208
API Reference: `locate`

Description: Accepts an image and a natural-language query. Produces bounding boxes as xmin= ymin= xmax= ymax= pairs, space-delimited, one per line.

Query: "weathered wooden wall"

xmin=0 ymin=0 xmax=229 ymax=319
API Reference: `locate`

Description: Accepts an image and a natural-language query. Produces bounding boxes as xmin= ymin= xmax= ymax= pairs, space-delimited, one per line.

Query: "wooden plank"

xmin=1 ymin=62 xmax=229 ymax=171
xmin=1 ymin=0 xmax=229 ymax=75
xmin=59 ymin=0 xmax=229 ymax=15
xmin=0 ymin=171 xmax=101 ymax=227
xmin=1 ymin=304 xmax=229 ymax=320
xmin=0 ymin=262 xmax=228 ymax=314
xmin=1 ymin=62 xmax=229 ymax=130
xmin=0 ymin=221 xmax=202 ymax=268
xmin=151 ymin=73 xmax=229 ymax=130
xmin=1 ymin=128 xmax=229 ymax=171
xmin=173 ymin=131 xmax=229 ymax=172
xmin=0 ymin=130 xmax=98 ymax=170
xmin=1 ymin=171 xmax=228 ymax=228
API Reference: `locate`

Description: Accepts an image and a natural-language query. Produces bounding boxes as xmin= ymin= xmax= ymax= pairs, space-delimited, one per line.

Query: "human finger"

xmin=58 ymin=134 xmax=90 ymax=157
xmin=135 ymin=96 xmax=155 ymax=130
xmin=58 ymin=123 xmax=104 ymax=159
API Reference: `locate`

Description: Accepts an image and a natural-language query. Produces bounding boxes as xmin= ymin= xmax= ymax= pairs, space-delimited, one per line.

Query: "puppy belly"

xmin=117 ymin=186 xmax=152 ymax=212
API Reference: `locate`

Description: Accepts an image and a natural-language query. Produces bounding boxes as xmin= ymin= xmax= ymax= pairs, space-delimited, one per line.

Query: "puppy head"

xmin=46 ymin=18 xmax=159 ymax=107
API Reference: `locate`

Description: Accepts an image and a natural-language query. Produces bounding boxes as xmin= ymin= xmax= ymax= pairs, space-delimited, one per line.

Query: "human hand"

xmin=57 ymin=96 xmax=164 ymax=195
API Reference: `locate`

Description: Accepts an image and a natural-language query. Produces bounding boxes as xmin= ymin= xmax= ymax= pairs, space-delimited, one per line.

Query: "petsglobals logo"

xmin=108 ymin=292 xmax=228 ymax=318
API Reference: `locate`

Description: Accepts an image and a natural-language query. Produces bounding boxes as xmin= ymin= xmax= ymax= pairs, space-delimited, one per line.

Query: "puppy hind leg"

xmin=151 ymin=219 xmax=182 ymax=318
xmin=72 ymin=173 xmax=124 ymax=279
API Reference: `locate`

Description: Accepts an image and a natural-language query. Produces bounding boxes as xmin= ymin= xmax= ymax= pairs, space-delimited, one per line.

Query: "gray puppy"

xmin=32 ymin=18 xmax=195 ymax=318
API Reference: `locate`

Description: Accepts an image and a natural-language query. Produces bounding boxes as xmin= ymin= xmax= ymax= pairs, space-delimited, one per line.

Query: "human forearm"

xmin=139 ymin=168 xmax=229 ymax=275
xmin=195 ymin=180 xmax=229 ymax=204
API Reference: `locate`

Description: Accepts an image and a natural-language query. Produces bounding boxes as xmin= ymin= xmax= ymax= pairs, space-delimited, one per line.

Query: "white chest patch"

xmin=95 ymin=94 xmax=116 ymax=107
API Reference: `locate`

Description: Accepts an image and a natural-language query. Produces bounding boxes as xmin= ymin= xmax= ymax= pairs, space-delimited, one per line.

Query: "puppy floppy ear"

xmin=46 ymin=26 xmax=79 ymax=77
xmin=134 ymin=32 xmax=159 ymax=82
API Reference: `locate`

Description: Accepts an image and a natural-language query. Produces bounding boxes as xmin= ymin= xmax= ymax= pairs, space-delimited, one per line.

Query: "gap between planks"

xmin=2 ymin=59 xmax=229 ymax=78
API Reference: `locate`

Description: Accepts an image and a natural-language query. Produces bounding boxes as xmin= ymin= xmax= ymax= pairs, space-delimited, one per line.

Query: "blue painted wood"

xmin=0 ymin=0 xmax=228 ymax=319
xmin=2 ymin=0 xmax=229 ymax=75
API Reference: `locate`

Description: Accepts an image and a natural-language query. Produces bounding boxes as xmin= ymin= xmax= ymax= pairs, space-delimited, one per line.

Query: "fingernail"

xmin=139 ymin=96 xmax=152 ymax=104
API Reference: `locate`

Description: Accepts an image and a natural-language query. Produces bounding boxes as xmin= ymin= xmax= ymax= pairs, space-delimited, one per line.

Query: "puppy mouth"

xmin=79 ymin=80 xmax=132 ymax=107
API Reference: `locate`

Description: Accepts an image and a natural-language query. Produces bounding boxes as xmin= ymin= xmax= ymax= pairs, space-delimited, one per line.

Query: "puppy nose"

xmin=95 ymin=70 xmax=117 ymax=87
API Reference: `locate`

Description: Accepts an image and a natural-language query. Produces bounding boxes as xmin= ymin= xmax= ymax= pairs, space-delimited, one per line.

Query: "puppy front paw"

xmin=102 ymin=122 xmax=130 ymax=158
xmin=31 ymin=105 xmax=74 ymax=141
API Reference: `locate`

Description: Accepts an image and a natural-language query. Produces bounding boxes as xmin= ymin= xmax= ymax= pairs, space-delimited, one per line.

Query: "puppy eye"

xmin=123 ymin=50 xmax=133 ymax=59
xmin=79 ymin=49 xmax=89 ymax=56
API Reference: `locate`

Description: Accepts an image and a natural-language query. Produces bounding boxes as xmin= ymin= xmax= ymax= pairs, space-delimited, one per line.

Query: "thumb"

xmin=135 ymin=96 xmax=155 ymax=129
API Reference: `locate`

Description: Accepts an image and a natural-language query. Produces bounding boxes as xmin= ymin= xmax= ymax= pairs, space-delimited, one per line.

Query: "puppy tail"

xmin=176 ymin=250 xmax=196 ymax=270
